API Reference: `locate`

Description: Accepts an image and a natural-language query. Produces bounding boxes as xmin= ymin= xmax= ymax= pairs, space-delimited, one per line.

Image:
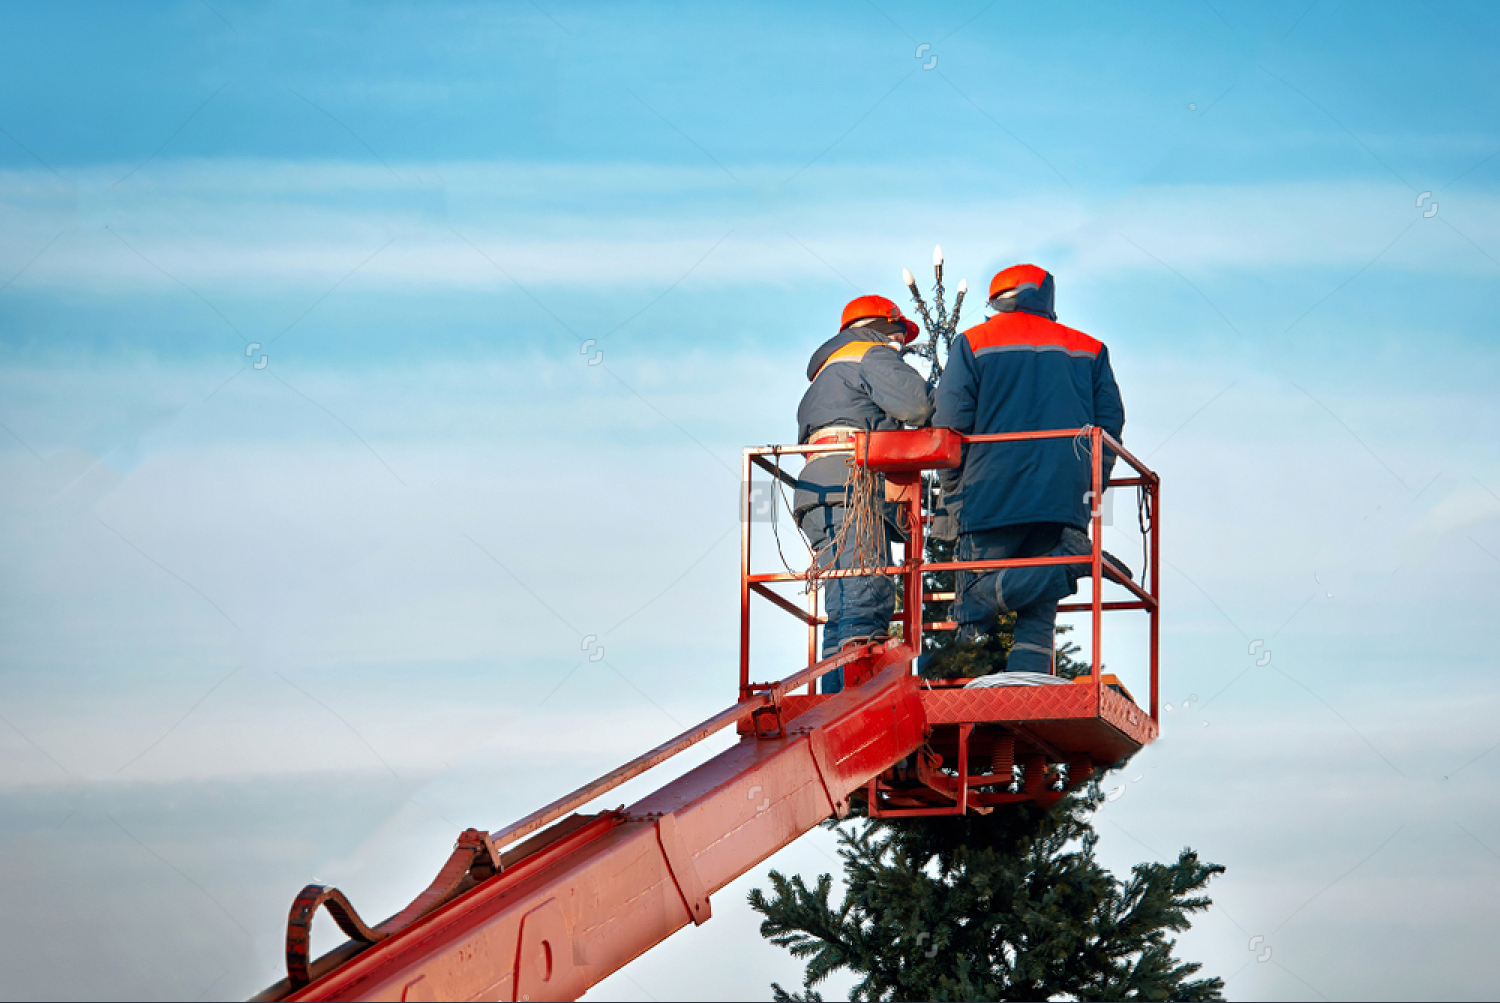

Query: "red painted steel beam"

xmin=489 ymin=645 xmax=875 ymax=858
xmin=750 ymin=581 xmax=825 ymax=625
xmin=280 ymin=662 xmax=925 ymax=1003
xmin=749 ymin=453 xmax=802 ymax=488
xmin=748 ymin=551 xmax=1139 ymax=581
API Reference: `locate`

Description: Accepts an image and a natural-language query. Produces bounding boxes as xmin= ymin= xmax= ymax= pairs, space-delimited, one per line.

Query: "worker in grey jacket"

xmin=792 ymin=295 xmax=934 ymax=693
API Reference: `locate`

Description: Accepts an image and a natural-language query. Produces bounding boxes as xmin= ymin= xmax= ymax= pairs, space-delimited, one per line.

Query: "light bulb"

xmin=932 ymin=245 xmax=944 ymax=266
xmin=902 ymin=268 xmax=915 ymax=287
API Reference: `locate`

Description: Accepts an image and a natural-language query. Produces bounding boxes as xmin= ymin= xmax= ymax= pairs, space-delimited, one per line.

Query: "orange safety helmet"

xmin=987 ymin=263 xmax=1050 ymax=303
xmin=839 ymin=294 xmax=920 ymax=344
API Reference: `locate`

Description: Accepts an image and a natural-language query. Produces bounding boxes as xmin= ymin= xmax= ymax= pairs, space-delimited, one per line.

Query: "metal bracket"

xmin=655 ymin=813 xmax=712 ymax=926
xmin=750 ymin=691 xmax=785 ymax=739
xmin=514 ymin=898 xmax=579 ymax=1002
xmin=841 ymin=649 xmax=877 ymax=688
xmin=909 ymin=725 xmax=971 ymax=812
xmin=804 ymin=728 xmax=849 ymax=818
xmin=457 ymin=826 xmax=502 ymax=880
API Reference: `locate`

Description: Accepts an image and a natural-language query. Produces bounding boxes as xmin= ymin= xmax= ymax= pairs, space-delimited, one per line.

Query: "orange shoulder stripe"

xmin=812 ymin=340 xmax=877 ymax=380
xmin=962 ymin=313 xmax=1102 ymax=358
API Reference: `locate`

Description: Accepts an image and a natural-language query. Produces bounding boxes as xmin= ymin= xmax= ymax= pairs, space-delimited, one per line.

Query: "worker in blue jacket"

xmin=793 ymin=295 xmax=933 ymax=692
xmin=933 ymin=265 xmax=1126 ymax=674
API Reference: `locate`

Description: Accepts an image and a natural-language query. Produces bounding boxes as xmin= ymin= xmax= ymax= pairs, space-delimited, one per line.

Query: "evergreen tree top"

xmin=751 ymin=792 xmax=1225 ymax=1002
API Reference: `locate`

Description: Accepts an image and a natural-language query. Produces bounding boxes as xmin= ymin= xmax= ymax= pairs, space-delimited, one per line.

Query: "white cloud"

xmin=2 ymin=160 xmax=1496 ymax=297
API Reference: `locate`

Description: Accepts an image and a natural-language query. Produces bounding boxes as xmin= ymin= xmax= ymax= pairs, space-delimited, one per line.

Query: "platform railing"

xmin=740 ymin=426 xmax=1160 ymax=723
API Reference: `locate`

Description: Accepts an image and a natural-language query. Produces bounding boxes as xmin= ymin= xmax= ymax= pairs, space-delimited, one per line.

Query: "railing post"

xmin=740 ymin=449 xmax=752 ymax=701
xmin=956 ymin=723 xmax=971 ymax=814
xmin=905 ymin=476 xmax=924 ymax=670
xmin=1091 ymin=427 xmax=1103 ymax=702
xmin=806 ymin=586 xmax=818 ymax=695
xmin=1150 ymin=475 xmax=1160 ymax=723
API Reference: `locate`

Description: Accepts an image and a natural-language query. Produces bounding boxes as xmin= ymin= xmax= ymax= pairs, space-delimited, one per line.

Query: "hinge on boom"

xmin=457 ymin=826 xmax=502 ymax=880
xmin=750 ymin=690 xmax=785 ymax=739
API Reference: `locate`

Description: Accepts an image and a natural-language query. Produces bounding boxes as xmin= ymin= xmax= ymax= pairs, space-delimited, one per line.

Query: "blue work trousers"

xmin=953 ymin=523 xmax=1079 ymax=675
xmin=800 ymin=504 xmax=895 ymax=694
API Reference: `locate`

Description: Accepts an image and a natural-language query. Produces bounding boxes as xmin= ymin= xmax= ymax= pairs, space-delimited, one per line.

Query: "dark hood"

xmin=991 ymin=271 xmax=1057 ymax=321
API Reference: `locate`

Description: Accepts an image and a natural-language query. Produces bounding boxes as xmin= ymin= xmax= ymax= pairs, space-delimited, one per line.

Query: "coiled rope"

xmin=805 ymin=456 xmax=885 ymax=594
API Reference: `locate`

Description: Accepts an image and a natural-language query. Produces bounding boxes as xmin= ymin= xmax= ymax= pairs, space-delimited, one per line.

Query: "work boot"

xmin=1059 ymin=528 xmax=1133 ymax=583
xmin=1101 ymin=551 xmax=1133 ymax=583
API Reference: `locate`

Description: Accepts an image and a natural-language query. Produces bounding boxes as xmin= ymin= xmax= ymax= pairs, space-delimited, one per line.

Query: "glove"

xmin=930 ymin=480 xmax=960 ymax=542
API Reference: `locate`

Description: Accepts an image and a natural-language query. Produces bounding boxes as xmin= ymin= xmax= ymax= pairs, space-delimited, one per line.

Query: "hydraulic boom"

xmin=255 ymin=427 xmax=1160 ymax=1002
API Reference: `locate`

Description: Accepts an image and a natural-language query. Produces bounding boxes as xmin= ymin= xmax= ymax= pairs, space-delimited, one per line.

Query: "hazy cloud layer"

xmin=4 ymin=161 xmax=1497 ymax=299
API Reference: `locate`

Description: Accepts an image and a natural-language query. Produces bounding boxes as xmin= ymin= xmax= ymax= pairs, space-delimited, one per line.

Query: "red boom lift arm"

xmin=253 ymin=427 xmax=1160 ymax=1002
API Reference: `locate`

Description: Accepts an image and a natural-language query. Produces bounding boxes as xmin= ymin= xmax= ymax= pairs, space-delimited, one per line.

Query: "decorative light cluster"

xmin=901 ymin=245 xmax=967 ymax=387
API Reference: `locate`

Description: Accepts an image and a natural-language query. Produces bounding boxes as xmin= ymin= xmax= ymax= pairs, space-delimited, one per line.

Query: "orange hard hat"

xmin=988 ymin=264 xmax=1050 ymax=302
xmin=839 ymin=295 xmax=920 ymax=344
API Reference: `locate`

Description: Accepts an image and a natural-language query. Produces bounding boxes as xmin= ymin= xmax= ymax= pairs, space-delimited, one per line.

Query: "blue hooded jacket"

xmin=934 ymin=271 xmax=1124 ymax=533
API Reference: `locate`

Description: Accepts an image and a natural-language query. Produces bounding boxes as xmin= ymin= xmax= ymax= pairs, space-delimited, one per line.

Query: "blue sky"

xmin=3 ymin=2 xmax=1500 ymax=1000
